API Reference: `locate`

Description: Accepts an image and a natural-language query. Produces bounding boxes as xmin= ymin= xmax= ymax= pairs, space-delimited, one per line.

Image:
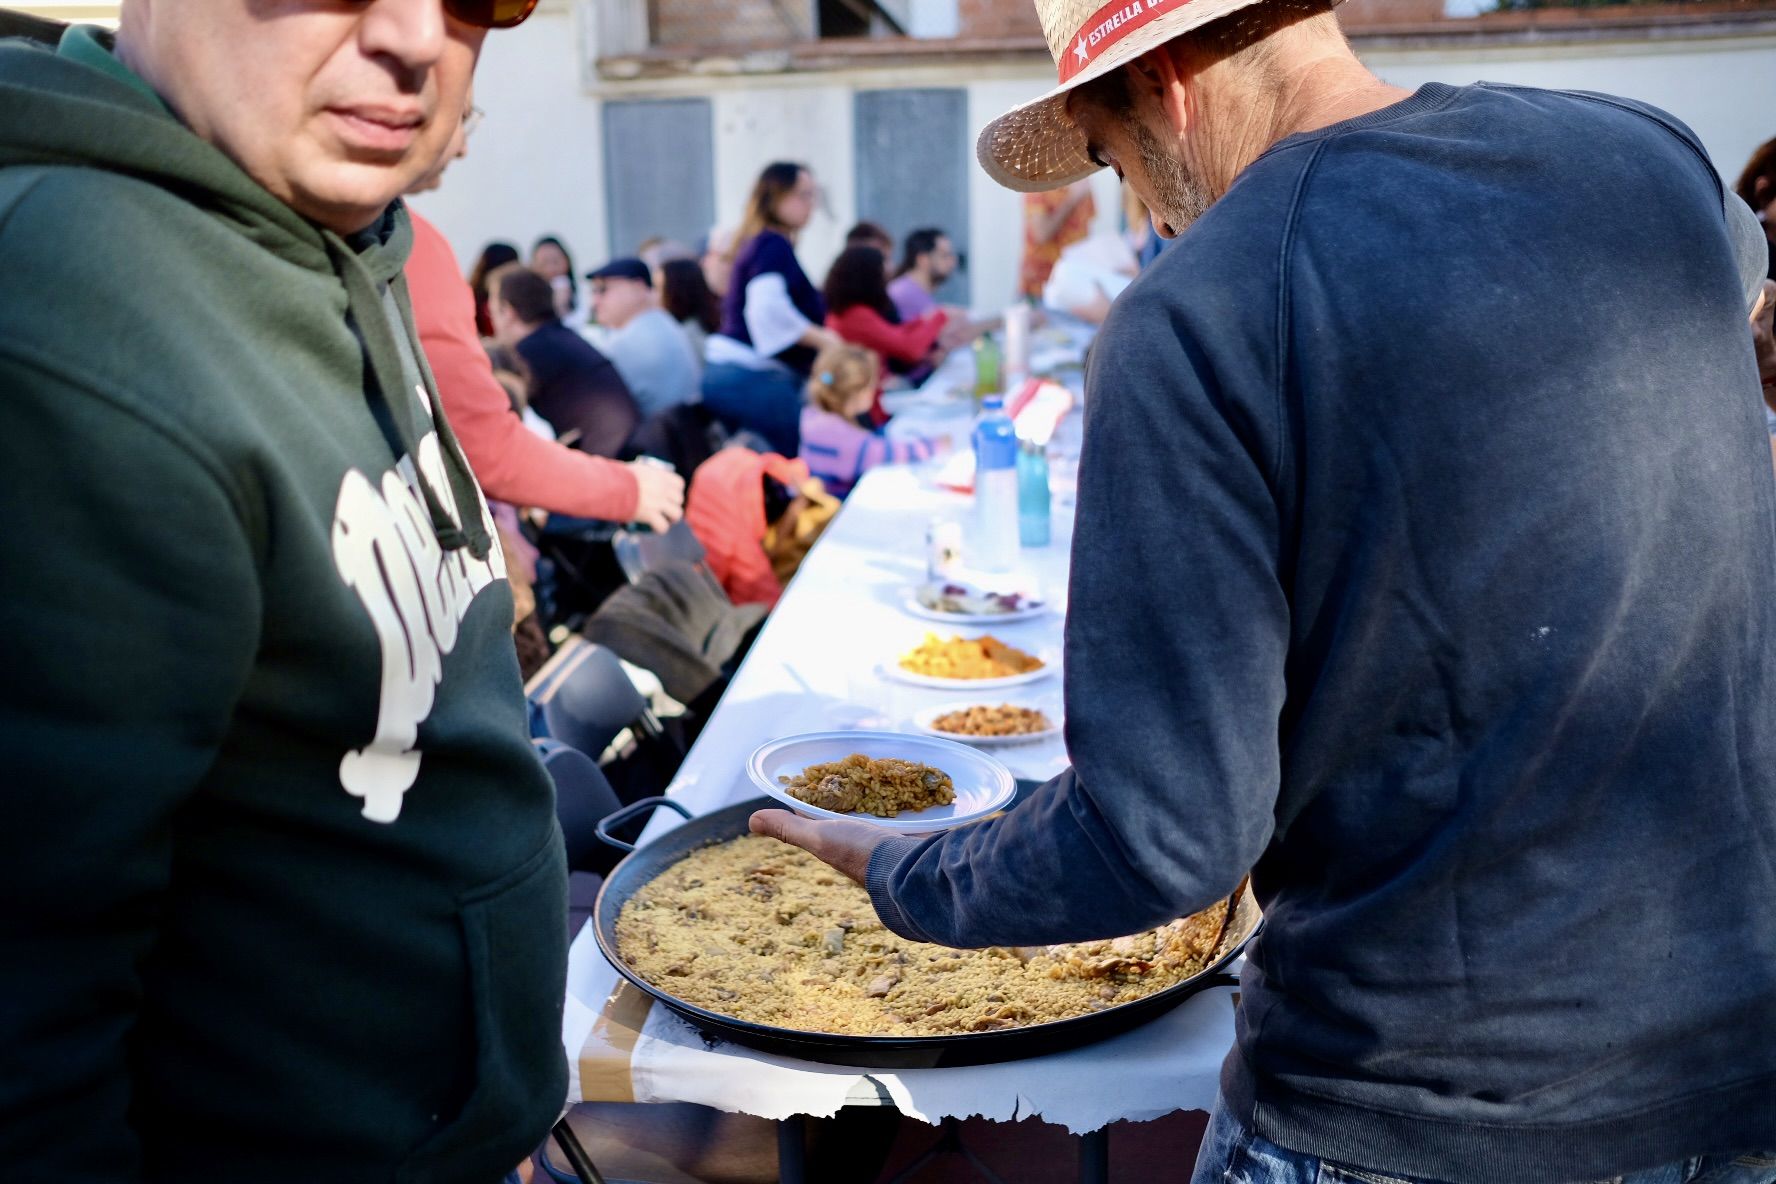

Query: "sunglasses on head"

xmin=443 ymin=0 xmax=539 ymax=28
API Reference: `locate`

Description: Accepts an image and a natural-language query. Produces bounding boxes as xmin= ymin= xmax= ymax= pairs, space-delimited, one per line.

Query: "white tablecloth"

xmin=563 ymin=401 xmax=1242 ymax=1127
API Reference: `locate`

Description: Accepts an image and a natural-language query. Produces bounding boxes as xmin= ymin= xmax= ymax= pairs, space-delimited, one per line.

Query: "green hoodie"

xmin=0 ymin=29 xmax=567 ymax=1183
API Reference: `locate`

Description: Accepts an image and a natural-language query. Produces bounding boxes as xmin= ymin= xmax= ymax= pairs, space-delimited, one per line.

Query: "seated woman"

xmin=701 ymin=162 xmax=839 ymax=457
xmin=798 ymin=344 xmax=947 ymax=498
xmin=823 ymin=245 xmax=947 ymax=419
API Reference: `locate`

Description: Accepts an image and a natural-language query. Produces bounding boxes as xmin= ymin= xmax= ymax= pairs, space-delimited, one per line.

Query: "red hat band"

xmin=1056 ymin=0 xmax=1199 ymax=84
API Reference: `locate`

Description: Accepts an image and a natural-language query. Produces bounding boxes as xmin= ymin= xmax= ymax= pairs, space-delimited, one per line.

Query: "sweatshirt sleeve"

xmin=404 ymin=213 xmax=639 ymax=522
xmin=0 ymin=353 xmax=262 ymax=1175
xmin=830 ymin=306 xmax=947 ymax=365
xmin=867 ymin=277 xmax=1288 ymax=948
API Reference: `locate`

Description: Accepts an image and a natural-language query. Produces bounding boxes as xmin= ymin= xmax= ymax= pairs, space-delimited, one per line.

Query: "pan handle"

xmin=1196 ymin=971 xmax=1241 ymax=992
xmin=595 ymin=796 xmax=693 ymax=853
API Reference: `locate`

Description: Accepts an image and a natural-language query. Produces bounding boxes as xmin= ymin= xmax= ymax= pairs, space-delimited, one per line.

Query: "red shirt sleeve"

xmin=827 ymin=305 xmax=947 ymax=365
xmin=405 ymin=210 xmax=638 ymax=522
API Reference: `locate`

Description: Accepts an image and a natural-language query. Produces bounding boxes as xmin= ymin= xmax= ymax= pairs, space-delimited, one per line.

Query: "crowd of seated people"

xmin=417 ymin=154 xmax=989 ymax=694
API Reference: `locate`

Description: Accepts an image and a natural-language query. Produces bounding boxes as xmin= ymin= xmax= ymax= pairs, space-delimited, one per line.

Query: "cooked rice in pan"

xmin=616 ymin=835 xmax=1231 ymax=1037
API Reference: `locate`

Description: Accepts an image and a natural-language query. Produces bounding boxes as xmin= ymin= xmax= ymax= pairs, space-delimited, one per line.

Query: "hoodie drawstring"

xmin=391 ymin=270 xmax=495 ymax=561
xmin=322 ymin=234 xmax=492 ymax=561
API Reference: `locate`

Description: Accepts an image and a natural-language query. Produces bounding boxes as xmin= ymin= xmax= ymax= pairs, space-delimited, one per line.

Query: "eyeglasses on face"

xmin=443 ymin=0 xmax=539 ymax=29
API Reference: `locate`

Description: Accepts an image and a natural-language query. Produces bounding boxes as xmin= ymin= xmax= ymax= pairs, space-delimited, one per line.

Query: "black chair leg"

xmin=549 ymin=1118 xmax=608 ymax=1184
xmin=1078 ymin=1126 xmax=1109 ymax=1184
xmin=778 ymin=1114 xmax=809 ymax=1184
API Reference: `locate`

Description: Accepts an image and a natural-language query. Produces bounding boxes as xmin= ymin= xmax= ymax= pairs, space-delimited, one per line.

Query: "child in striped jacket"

xmin=798 ymin=343 xmax=949 ymax=497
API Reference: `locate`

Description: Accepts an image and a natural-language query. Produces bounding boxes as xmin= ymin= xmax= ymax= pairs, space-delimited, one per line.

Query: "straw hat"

xmin=978 ymin=0 xmax=1313 ymax=191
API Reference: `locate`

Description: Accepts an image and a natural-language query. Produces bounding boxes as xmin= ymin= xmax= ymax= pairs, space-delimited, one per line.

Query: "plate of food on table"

xmin=747 ymin=730 xmax=1016 ymax=832
xmin=904 ymin=579 xmax=1050 ymax=625
xmin=911 ymin=701 xmax=1062 ymax=747
xmin=882 ymin=632 xmax=1056 ymax=690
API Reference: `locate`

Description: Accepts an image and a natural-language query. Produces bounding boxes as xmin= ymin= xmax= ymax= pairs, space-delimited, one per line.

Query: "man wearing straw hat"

xmin=757 ymin=0 xmax=1776 ymax=1179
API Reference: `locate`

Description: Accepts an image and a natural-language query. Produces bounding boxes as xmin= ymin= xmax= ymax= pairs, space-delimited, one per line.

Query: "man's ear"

xmin=1128 ymin=43 xmax=1193 ymax=140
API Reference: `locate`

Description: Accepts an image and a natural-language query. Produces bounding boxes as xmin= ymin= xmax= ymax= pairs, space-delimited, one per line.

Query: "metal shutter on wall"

xmin=602 ymin=98 xmax=716 ymax=260
xmin=853 ymin=88 xmax=971 ymax=306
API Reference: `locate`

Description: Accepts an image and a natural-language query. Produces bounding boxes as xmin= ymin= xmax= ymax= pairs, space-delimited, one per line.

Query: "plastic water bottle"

xmin=1017 ymin=439 xmax=1050 ymax=548
xmin=973 ymin=395 xmax=1019 ymax=571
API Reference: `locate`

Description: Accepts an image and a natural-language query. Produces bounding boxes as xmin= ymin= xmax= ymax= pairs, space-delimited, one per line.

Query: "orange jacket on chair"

xmin=685 ymin=449 xmax=810 ymax=608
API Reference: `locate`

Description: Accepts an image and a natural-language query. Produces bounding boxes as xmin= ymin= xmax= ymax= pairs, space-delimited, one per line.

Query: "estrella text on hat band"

xmin=1056 ymin=0 xmax=1193 ymax=83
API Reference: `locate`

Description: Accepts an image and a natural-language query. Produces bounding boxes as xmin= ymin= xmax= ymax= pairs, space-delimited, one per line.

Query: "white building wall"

xmin=409 ymin=7 xmax=610 ymax=276
xmin=414 ymin=11 xmax=1776 ymax=305
xmin=1361 ymin=34 xmax=1776 ymax=192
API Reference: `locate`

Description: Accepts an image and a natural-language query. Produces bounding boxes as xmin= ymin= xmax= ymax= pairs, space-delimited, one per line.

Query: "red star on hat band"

xmin=1056 ymin=0 xmax=1191 ymax=83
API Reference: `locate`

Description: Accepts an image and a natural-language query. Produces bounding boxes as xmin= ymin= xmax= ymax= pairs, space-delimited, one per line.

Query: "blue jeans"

xmin=1190 ymin=1093 xmax=1776 ymax=1184
xmin=700 ymin=358 xmax=803 ymax=458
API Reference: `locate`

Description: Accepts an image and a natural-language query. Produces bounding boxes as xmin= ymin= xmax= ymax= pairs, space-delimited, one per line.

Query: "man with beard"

xmin=888 ymin=227 xmax=959 ymax=322
xmin=753 ymin=0 xmax=1776 ymax=1180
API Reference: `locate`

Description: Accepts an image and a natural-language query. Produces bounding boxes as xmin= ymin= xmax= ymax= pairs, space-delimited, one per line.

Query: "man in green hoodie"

xmin=0 ymin=3 xmax=575 ymax=1182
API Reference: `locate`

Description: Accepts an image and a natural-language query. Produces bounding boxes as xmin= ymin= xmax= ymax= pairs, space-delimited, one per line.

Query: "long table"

xmin=560 ymin=336 xmax=1239 ymax=1180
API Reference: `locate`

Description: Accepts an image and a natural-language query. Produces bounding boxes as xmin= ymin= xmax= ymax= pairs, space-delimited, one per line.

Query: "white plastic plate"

xmin=901 ymin=595 xmax=1052 ymax=626
xmin=910 ymin=701 xmax=1063 ymax=747
xmin=747 ymin=730 xmax=1016 ymax=833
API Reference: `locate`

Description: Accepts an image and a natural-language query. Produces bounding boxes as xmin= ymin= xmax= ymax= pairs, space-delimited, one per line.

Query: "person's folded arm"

xmin=0 ymin=352 xmax=261 ymax=1177
xmin=831 ymin=306 xmax=947 ymax=365
xmin=864 ymin=292 xmax=1289 ymax=949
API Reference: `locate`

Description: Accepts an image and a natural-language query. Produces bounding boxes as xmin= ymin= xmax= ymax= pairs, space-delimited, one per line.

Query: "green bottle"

xmin=973 ymin=332 xmax=1001 ymax=409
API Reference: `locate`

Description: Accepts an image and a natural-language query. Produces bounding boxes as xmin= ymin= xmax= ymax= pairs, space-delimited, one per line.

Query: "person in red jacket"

xmin=402 ymin=97 xmax=682 ymax=530
xmin=823 ymin=245 xmax=946 ymax=423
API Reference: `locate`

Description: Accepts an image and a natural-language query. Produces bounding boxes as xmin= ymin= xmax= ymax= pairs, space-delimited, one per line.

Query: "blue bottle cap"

xmin=981 ymin=395 xmax=1004 ymax=410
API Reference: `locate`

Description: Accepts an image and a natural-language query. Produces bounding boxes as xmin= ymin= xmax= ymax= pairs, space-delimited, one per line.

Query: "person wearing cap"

xmin=587 ymin=256 xmax=701 ymax=420
xmin=754 ymin=0 xmax=1776 ymax=1180
xmin=0 ymin=3 xmax=572 ymax=1181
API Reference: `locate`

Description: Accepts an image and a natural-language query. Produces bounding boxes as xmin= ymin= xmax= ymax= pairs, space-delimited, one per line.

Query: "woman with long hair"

xmin=823 ymin=245 xmax=947 ymax=421
xmin=825 ymin=246 xmax=947 ymax=364
xmin=701 ymin=161 xmax=840 ymax=456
